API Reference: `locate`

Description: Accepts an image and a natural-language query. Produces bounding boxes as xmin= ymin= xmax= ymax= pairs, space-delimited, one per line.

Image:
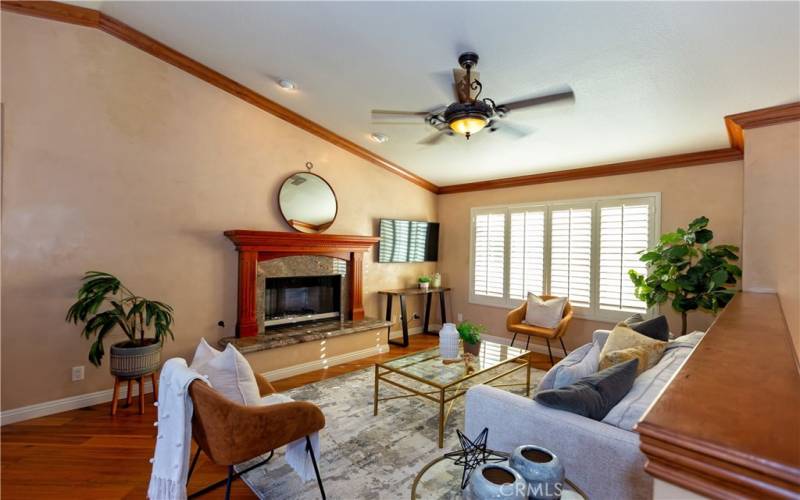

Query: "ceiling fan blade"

xmin=498 ymin=89 xmax=575 ymax=112
xmin=489 ymin=120 xmax=533 ymax=139
xmin=418 ymin=129 xmax=452 ymax=145
xmin=371 ymin=109 xmax=430 ymax=117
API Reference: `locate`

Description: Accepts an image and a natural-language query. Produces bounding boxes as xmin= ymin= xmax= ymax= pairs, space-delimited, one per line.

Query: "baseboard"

xmin=481 ymin=334 xmax=567 ymax=359
xmin=261 ymin=343 xmax=390 ymax=381
xmin=1 ymin=380 xmax=155 ymax=426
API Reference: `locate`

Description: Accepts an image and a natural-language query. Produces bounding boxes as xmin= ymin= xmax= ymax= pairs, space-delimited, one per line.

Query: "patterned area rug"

xmin=238 ymin=362 xmax=546 ymax=499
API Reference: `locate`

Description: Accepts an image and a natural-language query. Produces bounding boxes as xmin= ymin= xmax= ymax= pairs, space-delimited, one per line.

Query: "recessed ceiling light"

xmin=369 ymin=133 xmax=389 ymax=144
xmin=277 ymin=79 xmax=297 ymax=91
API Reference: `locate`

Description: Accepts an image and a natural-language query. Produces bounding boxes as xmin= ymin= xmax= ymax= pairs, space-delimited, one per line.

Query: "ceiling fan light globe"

xmin=449 ymin=116 xmax=488 ymax=136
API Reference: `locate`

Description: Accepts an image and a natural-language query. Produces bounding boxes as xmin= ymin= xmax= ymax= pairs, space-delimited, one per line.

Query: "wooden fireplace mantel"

xmin=224 ymin=230 xmax=380 ymax=337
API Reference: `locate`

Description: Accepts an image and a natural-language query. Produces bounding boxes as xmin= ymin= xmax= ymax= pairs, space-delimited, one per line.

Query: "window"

xmin=469 ymin=193 xmax=659 ymax=321
xmin=471 ymin=210 xmax=506 ymax=301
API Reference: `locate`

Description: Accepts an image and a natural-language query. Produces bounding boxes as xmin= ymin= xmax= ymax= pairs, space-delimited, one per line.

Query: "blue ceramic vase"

xmin=509 ymin=445 xmax=565 ymax=499
xmin=466 ymin=462 xmax=528 ymax=499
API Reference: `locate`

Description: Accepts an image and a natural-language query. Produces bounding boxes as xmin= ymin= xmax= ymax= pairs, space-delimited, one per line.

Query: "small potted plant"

xmin=66 ymin=271 xmax=175 ymax=377
xmin=418 ymin=275 xmax=431 ymax=291
xmin=457 ymin=320 xmax=485 ymax=356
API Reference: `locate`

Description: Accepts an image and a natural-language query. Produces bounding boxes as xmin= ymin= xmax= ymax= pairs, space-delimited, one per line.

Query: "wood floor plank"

xmin=1 ymin=335 xmax=555 ymax=499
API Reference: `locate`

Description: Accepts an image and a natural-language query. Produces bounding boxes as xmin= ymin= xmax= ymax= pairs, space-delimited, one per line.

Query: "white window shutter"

xmin=598 ymin=200 xmax=652 ymax=313
xmin=550 ymin=207 xmax=593 ymax=308
xmin=472 ymin=211 xmax=506 ymax=298
xmin=509 ymin=209 xmax=546 ymax=300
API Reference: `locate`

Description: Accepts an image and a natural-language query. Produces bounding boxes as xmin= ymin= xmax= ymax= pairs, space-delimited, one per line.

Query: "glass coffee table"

xmin=373 ymin=340 xmax=531 ymax=448
xmin=410 ymin=452 xmax=587 ymax=499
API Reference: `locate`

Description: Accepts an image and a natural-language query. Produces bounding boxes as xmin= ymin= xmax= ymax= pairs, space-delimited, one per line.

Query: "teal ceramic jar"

xmin=509 ymin=445 xmax=564 ymax=500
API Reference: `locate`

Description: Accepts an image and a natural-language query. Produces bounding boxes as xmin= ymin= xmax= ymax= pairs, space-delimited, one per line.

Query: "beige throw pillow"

xmin=524 ymin=293 xmax=567 ymax=328
xmin=599 ymin=324 xmax=667 ymax=375
xmin=190 ymin=340 xmax=261 ymax=406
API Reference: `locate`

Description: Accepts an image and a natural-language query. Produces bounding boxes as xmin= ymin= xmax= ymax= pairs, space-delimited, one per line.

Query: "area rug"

xmin=238 ymin=363 xmax=546 ymax=499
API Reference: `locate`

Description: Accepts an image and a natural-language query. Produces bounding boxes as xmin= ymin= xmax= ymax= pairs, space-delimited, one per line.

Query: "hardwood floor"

xmin=0 ymin=335 xmax=556 ymax=499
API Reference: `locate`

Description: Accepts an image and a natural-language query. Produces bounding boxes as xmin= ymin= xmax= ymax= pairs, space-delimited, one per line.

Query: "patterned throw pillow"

xmin=524 ymin=293 xmax=567 ymax=328
xmin=599 ymin=324 xmax=667 ymax=375
xmin=600 ymin=344 xmax=666 ymax=375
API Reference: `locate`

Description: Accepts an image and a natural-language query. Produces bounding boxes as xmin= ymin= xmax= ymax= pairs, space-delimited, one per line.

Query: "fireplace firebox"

xmin=264 ymin=275 xmax=342 ymax=327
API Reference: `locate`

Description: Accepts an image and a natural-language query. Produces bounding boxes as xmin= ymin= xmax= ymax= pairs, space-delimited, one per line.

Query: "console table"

xmin=378 ymin=287 xmax=450 ymax=347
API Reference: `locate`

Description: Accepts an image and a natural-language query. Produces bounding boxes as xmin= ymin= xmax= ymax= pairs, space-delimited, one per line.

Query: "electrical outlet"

xmin=71 ymin=366 xmax=84 ymax=382
xmin=457 ymin=313 xmax=463 ymax=322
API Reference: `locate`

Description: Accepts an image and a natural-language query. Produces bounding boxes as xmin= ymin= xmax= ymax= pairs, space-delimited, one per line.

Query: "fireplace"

xmin=265 ymin=275 xmax=342 ymax=327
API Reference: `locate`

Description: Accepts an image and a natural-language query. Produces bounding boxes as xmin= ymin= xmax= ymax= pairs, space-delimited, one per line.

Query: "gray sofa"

xmin=465 ymin=330 xmax=704 ymax=500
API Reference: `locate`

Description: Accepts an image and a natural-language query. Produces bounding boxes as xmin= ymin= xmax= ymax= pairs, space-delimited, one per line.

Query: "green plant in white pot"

xmin=418 ymin=275 xmax=431 ymax=291
xmin=66 ymin=271 xmax=175 ymax=376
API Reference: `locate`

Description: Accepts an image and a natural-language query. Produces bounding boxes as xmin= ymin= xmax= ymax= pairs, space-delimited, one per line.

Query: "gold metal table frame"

xmin=373 ymin=344 xmax=532 ymax=448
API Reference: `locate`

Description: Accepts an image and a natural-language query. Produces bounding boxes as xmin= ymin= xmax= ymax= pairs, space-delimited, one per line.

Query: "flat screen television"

xmin=378 ymin=219 xmax=439 ymax=263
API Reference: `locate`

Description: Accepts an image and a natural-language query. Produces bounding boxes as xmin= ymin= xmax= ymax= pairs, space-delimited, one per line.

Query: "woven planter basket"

xmin=110 ymin=340 xmax=161 ymax=378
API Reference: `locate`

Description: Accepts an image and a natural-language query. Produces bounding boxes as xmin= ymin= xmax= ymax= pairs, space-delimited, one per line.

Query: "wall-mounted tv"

xmin=378 ymin=219 xmax=439 ymax=263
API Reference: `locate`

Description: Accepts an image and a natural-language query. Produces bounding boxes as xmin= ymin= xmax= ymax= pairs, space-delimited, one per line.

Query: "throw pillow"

xmin=534 ymin=359 xmax=639 ymax=420
xmin=601 ymin=344 xmax=666 ymax=375
xmin=627 ymin=315 xmax=670 ymax=342
xmin=599 ymin=324 xmax=667 ymax=373
xmin=537 ymin=342 xmax=594 ymax=392
xmin=190 ymin=338 xmax=222 ymax=369
xmin=553 ymin=341 xmax=600 ymax=389
xmin=524 ymin=293 xmax=567 ymax=328
xmin=191 ymin=342 xmax=261 ymax=406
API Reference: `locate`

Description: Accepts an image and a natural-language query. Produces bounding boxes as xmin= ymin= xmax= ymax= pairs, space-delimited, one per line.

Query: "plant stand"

xmin=111 ymin=371 xmax=158 ymax=416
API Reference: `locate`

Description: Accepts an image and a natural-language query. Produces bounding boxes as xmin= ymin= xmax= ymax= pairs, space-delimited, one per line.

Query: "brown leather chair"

xmin=506 ymin=295 xmax=573 ymax=365
xmin=187 ymin=373 xmax=326 ymax=499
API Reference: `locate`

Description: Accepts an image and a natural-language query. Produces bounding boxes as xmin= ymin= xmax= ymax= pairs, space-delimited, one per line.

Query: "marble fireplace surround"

xmin=222 ymin=231 xmax=388 ymax=349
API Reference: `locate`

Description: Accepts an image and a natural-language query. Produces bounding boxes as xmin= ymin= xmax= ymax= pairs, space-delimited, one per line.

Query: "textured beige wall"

xmin=436 ymin=161 xmax=744 ymax=351
xmin=0 ymin=14 xmax=438 ymax=410
xmin=742 ymin=121 xmax=800 ymax=356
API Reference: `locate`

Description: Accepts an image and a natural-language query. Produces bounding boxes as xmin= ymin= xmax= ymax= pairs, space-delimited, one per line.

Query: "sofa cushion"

xmin=603 ymin=331 xmax=705 ymax=430
xmin=190 ymin=341 xmax=261 ymax=406
xmin=534 ymin=359 xmax=639 ymax=420
xmin=537 ymin=342 xmax=600 ymax=392
xmin=524 ymin=293 xmax=567 ymax=328
xmin=599 ymin=324 xmax=666 ymax=372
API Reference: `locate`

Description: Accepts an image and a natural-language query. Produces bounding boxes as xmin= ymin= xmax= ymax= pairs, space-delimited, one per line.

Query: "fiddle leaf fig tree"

xmin=66 ymin=271 xmax=175 ymax=367
xmin=628 ymin=216 xmax=741 ymax=335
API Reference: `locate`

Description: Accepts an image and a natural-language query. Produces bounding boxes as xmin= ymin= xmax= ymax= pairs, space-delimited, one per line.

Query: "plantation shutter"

xmin=509 ymin=208 xmax=546 ymax=300
xmin=472 ymin=211 xmax=506 ymax=298
xmin=550 ymin=206 xmax=593 ymax=308
xmin=598 ymin=199 xmax=653 ymax=313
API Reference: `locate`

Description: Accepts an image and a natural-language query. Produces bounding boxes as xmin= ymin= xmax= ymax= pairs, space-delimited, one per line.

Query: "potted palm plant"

xmin=66 ymin=271 xmax=175 ymax=377
xmin=457 ymin=320 xmax=485 ymax=356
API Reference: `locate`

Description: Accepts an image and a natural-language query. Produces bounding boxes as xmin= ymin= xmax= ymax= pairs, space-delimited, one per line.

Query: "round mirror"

xmin=278 ymin=171 xmax=338 ymax=233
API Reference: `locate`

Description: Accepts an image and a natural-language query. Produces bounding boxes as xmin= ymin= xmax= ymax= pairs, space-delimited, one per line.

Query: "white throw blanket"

xmin=147 ymin=358 xmax=208 ymax=500
xmin=259 ymin=393 xmax=321 ymax=481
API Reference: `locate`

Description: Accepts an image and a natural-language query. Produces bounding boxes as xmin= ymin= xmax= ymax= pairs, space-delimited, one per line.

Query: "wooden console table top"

xmin=636 ymin=292 xmax=800 ymax=498
xmin=378 ymin=287 xmax=451 ymax=296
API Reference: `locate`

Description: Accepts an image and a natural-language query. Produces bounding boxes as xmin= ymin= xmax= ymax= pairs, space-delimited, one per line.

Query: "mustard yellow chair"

xmin=506 ymin=295 xmax=573 ymax=365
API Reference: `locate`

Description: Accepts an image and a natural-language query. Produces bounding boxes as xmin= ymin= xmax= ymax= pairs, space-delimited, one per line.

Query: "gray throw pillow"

xmin=534 ymin=359 xmax=639 ymax=420
xmin=627 ymin=315 xmax=670 ymax=342
xmin=553 ymin=341 xmax=600 ymax=389
xmin=537 ymin=343 xmax=594 ymax=392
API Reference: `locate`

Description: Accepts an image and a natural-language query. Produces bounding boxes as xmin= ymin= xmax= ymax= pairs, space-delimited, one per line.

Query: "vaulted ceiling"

xmin=72 ymin=1 xmax=799 ymax=186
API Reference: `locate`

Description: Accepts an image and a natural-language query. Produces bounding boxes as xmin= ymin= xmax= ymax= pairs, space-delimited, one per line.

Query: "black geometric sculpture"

xmin=443 ymin=427 xmax=507 ymax=489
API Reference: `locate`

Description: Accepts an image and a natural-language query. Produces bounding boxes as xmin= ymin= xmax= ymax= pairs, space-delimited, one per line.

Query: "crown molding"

xmin=1 ymin=0 xmax=439 ymax=193
xmin=724 ymin=102 xmax=800 ymax=151
xmin=438 ymin=148 xmax=743 ymax=194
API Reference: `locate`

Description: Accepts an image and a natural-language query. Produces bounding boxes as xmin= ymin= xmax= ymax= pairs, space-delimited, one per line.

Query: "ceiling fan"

xmin=371 ymin=52 xmax=574 ymax=145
